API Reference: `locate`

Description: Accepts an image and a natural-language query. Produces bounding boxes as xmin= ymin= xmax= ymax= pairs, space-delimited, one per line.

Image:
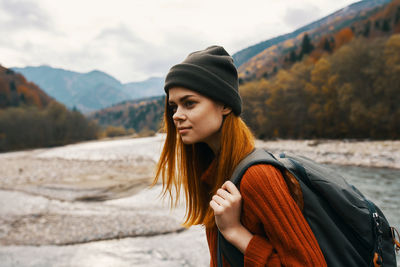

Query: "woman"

xmin=153 ymin=45 xmax=326 ymax=266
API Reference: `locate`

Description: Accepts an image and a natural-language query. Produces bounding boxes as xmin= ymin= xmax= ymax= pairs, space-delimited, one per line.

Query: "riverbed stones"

xmin=1 ymin=135 xmax=399 ymax=249
xmin=0 ymin=211 xmax=183 ymax=246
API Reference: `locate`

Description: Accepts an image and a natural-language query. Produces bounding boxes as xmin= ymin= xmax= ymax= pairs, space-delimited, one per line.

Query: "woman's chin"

xmin=180 ymin=136 xmax=196 ymax=145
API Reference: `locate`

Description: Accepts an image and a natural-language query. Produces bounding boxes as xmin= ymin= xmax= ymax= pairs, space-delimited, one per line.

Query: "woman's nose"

xmin=172 ymin=106 xmax=186 ymax=121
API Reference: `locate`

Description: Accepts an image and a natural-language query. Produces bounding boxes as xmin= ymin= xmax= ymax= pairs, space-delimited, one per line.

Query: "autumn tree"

xmin=299 ymin=33 xmax=314 ymax=59
xmin=240 ymin=34 xmax=400 ymax=139
xmin=382 ymin=19 xmax=391 ymax=32
xmin=334 ymin=28 xmax=354 ymax=49
xmin=363 ymin=21 xmax=371 ymax=37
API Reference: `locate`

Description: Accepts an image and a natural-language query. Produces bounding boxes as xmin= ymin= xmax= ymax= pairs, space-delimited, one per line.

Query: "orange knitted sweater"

xmin=203 ymin=163 xmax=327 ymax=267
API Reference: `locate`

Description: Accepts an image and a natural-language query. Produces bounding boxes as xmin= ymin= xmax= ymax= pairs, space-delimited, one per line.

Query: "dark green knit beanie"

xmin=164 ymin=45 xmax=242 ymax=116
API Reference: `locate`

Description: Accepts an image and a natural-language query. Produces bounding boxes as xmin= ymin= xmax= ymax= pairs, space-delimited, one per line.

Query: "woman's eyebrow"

xmin=169 ymin=94 xmax=196 ymax=105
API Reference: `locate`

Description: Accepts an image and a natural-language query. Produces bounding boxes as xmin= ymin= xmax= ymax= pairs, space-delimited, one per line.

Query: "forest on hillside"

xmin=0 ymin=67 xmax=99 ymax=152
xmin=90 ymin=96 xmax=164 ymax=134
xmin=240 ymin=34 xmax=400 ymax=139
xmin=239 ymin=0 xmax=400 ymax=82
xmin=0 ymin=67 xmax=52 ymax=109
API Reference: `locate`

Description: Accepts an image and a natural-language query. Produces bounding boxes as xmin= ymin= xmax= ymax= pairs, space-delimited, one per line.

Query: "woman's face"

xmin=168 ymin=87 xmax=231 ymax=149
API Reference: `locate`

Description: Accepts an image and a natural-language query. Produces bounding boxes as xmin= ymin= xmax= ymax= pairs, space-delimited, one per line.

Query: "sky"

xmin=0 ymin=0 xmax=358 ymax=83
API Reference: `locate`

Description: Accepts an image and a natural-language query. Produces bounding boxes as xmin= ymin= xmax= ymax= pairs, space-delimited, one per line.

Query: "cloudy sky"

xmin=0 ymin=0 xmax=357 ymax=83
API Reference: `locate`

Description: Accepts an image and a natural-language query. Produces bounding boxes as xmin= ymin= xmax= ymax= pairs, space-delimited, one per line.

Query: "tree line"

xmin=0 ymin=67 xmax=99 ymax=152
xmin=240 ymin=34 xmax=400 ymax=139
xmin=91 ymin=96 xmax=164 ymax=134
xmin=0 ymin=102 xmax=99 ymax=151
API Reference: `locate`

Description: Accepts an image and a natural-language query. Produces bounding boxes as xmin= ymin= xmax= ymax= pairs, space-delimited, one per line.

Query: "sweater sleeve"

xmin=240 ymin=164 xmax=326 ymax=267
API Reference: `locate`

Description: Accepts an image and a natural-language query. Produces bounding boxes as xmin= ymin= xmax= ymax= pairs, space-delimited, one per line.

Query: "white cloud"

xmin=284 ymin=5 xmax=322 ymax=29
xmin=0 ymin=0 xmax=52 ymax=30
xmin=0 ymin=0 xmax=357 ymax=83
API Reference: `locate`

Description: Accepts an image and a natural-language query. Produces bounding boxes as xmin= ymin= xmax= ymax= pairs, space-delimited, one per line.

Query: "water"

xmin=332 ymin=164 xmax=400 ymax=230
xmin=331 ymin=164 xmax=400 ymax=266
xmin=0 ymin=165 xmax=399 ymax=267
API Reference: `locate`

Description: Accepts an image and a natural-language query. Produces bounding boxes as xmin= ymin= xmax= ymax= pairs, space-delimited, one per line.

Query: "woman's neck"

xmin=204 ymin=132 xmax=221 ymax=155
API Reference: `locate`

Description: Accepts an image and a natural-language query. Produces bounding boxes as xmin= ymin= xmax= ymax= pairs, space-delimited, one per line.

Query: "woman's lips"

xmin=178 ymin=127 xmax=191 ymax=134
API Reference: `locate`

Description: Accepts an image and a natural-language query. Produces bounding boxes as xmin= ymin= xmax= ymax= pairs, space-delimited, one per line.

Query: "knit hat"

xmin=164 ymin=45 xmax=242 ymax=115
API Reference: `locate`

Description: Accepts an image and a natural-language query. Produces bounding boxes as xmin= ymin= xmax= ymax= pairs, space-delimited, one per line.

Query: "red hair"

xmin=153 ymin=98 xmax=255 ymax=228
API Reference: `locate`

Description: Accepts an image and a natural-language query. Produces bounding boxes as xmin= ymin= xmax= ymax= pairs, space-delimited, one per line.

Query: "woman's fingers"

xmin=210 ymin=190 xmax=232 ymax=215
xmin=216 ymin=181 xmax=240 ymax=200
xmin=212 ymin=194 xmax=228 ymax=206
xmin=213 ymin=181 xmax=241 ymax=204
xmin=210 ymin=181 xmax=242 ymax=214
xmin=216 ymin=188 xmax=232 ymax=201
xmin=210 ymin=181 xmax=243 ymax=235
xmin=221 ymin=181 xmax=240 ymax=196
xmin=210 ymin=199 xmax=223 ymax=214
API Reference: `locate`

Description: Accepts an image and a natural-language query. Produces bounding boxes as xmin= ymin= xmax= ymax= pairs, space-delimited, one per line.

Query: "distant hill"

xmin=88 ymin=96 xmax=164 ymax=133
xmin=0 ymin=65 xmax=53 ymax=109
xmin=239 ymin=33 xmax=400 ymax=139
xmin=0 ymin=65 xmax=99 ymax=151
xmin=236 ymin=0 xmax=399 ymax=82
xmin=123 ymin=77 xmax=165 ymax=100
xmin=232 ymin=0 xmax=391 ymax=69
xmin=12 ymin=66 xmax=164 ymax=113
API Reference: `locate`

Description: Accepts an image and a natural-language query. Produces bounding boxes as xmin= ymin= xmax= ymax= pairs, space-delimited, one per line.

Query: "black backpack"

xmin=217 ymin=148 xmax=400 ymax=267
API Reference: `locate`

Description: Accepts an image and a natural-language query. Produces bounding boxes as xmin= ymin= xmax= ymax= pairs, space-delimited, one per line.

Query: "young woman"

xmin=153 ymin=45 xmax=326 ymax=266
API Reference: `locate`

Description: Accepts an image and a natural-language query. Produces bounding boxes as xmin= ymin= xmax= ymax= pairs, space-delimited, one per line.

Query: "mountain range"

xmin=232 ymin=0 xmax=392 ymax=67
xmin=10 ymin=0 xmax=398 ymax=121
xmin=235 ymin=0 xmax=394 ymax=81
xmin=12 ymin=66 xmax=164 ymax=113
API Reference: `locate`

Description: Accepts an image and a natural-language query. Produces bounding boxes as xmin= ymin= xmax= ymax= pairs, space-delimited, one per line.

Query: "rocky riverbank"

xmin=0 ymin=135 xmax=178 ymax=246
xmin=0 ymin=135 xmax=399 ymax=266
xmin=0 ymin=188 xmax=184 ymax=246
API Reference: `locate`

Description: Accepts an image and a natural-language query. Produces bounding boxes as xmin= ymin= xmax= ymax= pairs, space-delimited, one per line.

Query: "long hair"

xmin=153 ymin=97 xmax=255 ymax=228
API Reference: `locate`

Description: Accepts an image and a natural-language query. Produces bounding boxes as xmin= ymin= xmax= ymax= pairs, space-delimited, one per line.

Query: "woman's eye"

xmin=185 ymin=101 xmax=195 ymax=108
xmin=169 ymin=101 xmax=195 ymax=115
xmin=170 ymin=105 xmax=177 ymax=113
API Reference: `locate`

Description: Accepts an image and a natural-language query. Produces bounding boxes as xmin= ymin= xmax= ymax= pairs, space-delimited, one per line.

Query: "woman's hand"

xmin=210 ymin=181 xmax=253 ymax=253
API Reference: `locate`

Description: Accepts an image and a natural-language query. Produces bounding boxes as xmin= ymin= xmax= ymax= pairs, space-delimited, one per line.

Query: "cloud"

xmin=95 ymin=24 xmax=143 ymax=44
xmin=88 ymin=24 xmax=210 ymax=82
xmin=11 ymin=23 xmax=205 ymax=82
xmin=283 ymin=5 xmax=321 ymax=29
xmin=125 ymin=28 xmax=210 ymax=80
xmin=1 ymin=0 xmax=356 ymax=83
xmin=0 ymin=0 xmax=52 ymax=31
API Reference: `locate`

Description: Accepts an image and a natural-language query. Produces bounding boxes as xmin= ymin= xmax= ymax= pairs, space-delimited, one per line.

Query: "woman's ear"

xmin=222 ymin=105 xmax=232 ymax=115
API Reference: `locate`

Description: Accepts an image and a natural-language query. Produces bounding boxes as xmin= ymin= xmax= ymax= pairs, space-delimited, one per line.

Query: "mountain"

xmin=88 ymin=95 xmax=164 ymax=133
xmin=0 ymin=65 xmax=53 ymax=109
xmin=12 ymin=66 xmax=164 ymax=113
xmin=232 ymin=0 xmax=391 ymax=69
xmin=0 ymin=65 xmax=100 ymax=151
xmin=236 ymin=0 xmax=399 ymax=82
xmin=234 ymin=0 xmax=400 ymax=139
xmin=123 ymin=77 xmax=164 ymax=100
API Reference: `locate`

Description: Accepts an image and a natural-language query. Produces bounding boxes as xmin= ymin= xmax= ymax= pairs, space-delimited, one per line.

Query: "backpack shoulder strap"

xmin=218 ymin=148 xmax=284 ymax=267
xmin=230 ymin=148 xmax=284 ymax=187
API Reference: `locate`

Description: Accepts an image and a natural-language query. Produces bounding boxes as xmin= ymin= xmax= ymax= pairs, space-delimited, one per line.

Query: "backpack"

xmin=217 ymin=148 xmax=400 ymax=267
